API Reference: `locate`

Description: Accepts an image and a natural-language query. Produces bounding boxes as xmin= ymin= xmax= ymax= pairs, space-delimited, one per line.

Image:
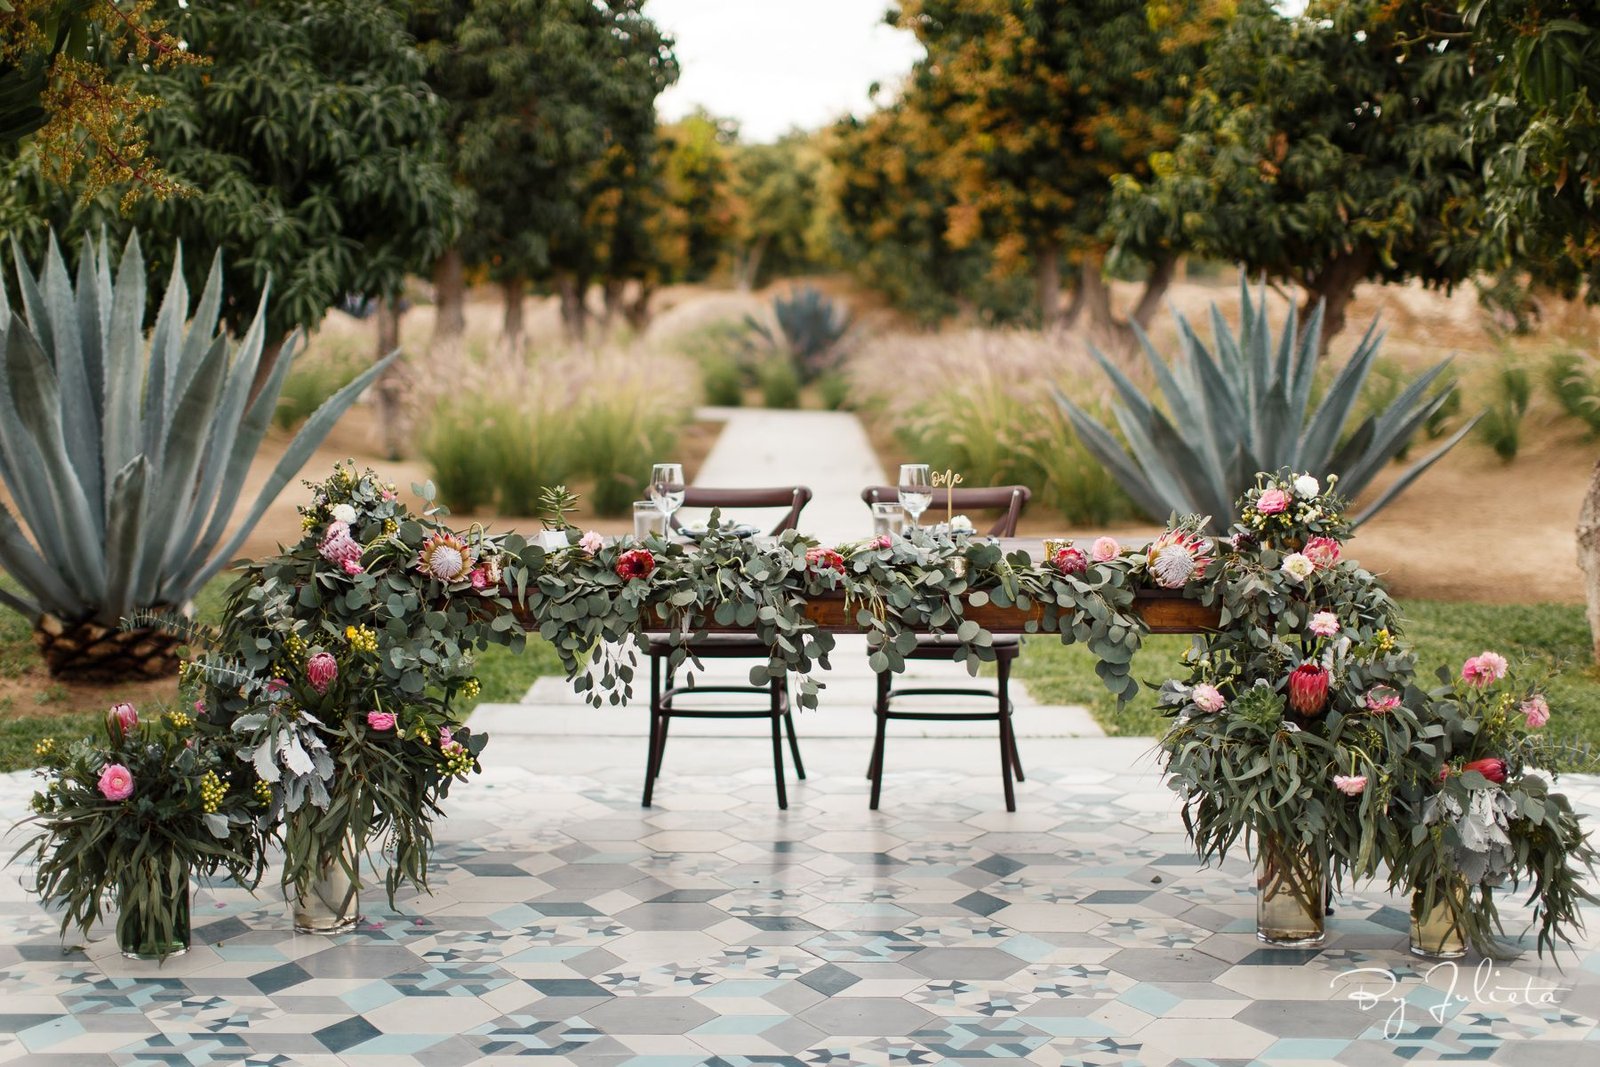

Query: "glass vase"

xmin=117 ymin=861 xmax=191 ymax=960
xmin=1255 ymin=835 xmax=1327 ymax=946
xmin=292 ymin=847 xmax=359 ymax=934
xmin=1409 ymin=880 xmax=1469 ymax=959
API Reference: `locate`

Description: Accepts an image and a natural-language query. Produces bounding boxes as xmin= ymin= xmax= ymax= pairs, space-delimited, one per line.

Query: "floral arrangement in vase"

xmin=19 ymin=702 xmax=270 ymax=959
xmin=1158 ymin=473 xmax=1427 ymax=945
xmin=1393 ymin=655 xmax=1597 ymax=958
xmin=196 ymin=464 xmax=514 ymax=925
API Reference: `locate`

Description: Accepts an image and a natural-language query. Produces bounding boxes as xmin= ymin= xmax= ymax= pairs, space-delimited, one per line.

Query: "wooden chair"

xmin=859 ymin=484 xmax=1032 ymax=811
xmin=643 ymin=486 xmax=813 ymax=809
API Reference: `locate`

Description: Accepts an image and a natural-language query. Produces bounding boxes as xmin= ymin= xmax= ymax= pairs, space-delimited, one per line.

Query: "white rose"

xmin=1293 ymin=475 xmax=1320 ymax=497
xmin=331 ymin=503 xmax=357 ymax=524
xmin=1281 ymin=553 xmax=1314 ymax=582
xmin=948 ymin=514 xmax=975 ymax=532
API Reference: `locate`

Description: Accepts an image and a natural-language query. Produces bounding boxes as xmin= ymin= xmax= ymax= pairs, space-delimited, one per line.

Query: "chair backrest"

xmin=860 ymin=484 xmax=1030 ymax=537
xmin=673 ymin=486 xmax=813 ymax=536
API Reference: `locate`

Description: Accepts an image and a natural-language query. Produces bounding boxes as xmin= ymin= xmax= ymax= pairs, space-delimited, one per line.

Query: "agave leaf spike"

xmin=102 ymin=458 xmax=150 ymax=621
xmin=42 ymin=237 xmax=103 ymax=529
xmin=72 ymin=237 xmax=108 ymax=431
xmin=0 ymin=502 xmax=75 ymax=616
xmin=1053 ymin=388 xmax=1175 ymax=520
xmin=10 ymin=240 xmax=51 ymax=355
xmin=1287 ymin=300 xmax=1324 ymax=431
xmin=102 ymin=232 xmax=147 ymax=486
xmin=1297 ymin=319 xmax=1385 ymax=474
xmin=1332 ymin=366 xmax=1458 ymax=495
xmin=142 ymin=244 xmax=187 ymax=465
xmin=1349 ymin=416 xmax=1481 ymax=526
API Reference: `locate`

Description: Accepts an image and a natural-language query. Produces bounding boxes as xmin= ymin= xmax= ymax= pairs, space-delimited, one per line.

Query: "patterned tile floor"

xmin=1 ymin=735 xmax=1596 ymax=1066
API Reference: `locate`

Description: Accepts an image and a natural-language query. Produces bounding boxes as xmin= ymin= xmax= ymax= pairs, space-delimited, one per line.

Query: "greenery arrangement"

xmin=19 ymin=701 xmax=270 ymax=960
xmin=1058 ymin=281 xmax=1475 ymax=533
xmin=197 ymin=464 xmax=510 ymax=905
xmin=1158 ymin=469 xmax=1597 ymax=956
xmin=0 ymin=231 xmax=389 ymax=682
xmin=1394 ymin=658 xmax=1598 ymax=958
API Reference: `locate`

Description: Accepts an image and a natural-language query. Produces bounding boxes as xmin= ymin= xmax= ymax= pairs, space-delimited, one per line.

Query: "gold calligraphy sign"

xmin=930 ymin=469 xmax=964 ymax=526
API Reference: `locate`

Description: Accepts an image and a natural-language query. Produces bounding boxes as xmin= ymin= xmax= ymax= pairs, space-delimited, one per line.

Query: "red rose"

xmin=1287 ymin=663 xmax=1330 ymax=715
xmin=1052 ymin=546 xmax=1089 ymax=576
xmin=615 ymin=548 xmax=656 ymax=580
xmin=806 ymin=547 xmax=846 ymax=574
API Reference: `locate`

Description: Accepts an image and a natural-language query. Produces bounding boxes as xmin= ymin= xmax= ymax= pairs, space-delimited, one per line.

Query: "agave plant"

xmin=745 ymin=285 xmax=852 ymax=383
xmin=1055 ymin=281 xmax=1476 ymax=532
xmin=0 ymin=232 xmax=392 ymax=681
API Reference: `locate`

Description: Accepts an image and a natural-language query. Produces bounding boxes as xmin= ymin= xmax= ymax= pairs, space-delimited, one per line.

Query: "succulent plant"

xmin=0 ymin=232 xmax=392 ymax=680
xmin=745 ymin=285 xmax=852 ymax=383
xmin=1055 ymin=280 xmax=1476 ymax=532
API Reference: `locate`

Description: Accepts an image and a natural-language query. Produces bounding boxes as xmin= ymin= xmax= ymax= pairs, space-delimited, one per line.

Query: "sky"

xmin=650 ymin=2 xmax=1313 ymax=142
xmin=649 ymin=0 xmax=923 ymax=142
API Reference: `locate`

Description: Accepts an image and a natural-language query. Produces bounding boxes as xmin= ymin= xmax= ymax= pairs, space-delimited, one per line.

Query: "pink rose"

xmin=97 ymin=763 xmax=134 ymax=802
xmin=469 ymin=567 xmax=488 ymax=589
xmin=1191 ymin=684 xmax=1226 ymax=713
xmin=306 ymin=652 xmax=338 ymax=694
xmin=579 ymin=530 xmax=605 ymax=555
xmin=106 ymin=702 xmax=138 ymax=736
xmin=1461 ymin=651 xmax=1509 ymax=688
xmin=1364 ymin=687 xmax=1401 ymax=714
xmin=1521 ymin=694 xmax=1550 ymax=729
xmin=1308 ymin=611 xmax=1340 ymax=638
xmin=1257 ymin=488 xmax=1289 ymax=515
xmin=367 ymin=710 xmax=397 ymax=731
xmin=1303 ymin=536 xmax=1341 ymax=570
xmin=1333 ymin=774 xmax=1367 ymax=797
xmin=1090 ymin=536 xmax=1121 ymax=563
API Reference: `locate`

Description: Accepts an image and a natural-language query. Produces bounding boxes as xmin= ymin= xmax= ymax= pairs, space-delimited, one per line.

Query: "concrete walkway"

xmin=473 ymin=405 xmax=1103 ymax=741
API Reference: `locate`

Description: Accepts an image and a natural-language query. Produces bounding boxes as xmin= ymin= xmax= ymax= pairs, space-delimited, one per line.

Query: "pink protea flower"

xmin=1303 ymin=536 xmax=1341 ymax=570
xmin=319 ymin=521 xmax=364 ymax=570
xmin=1256 ymin=488 xmax=1290 ymax=515
xmin=1461 ymin=651 xmax=1509 ymax=688
xmin=367 ymin=710 xmax=397 ymax=731
xmin=1287 ymin=663 xmax=1330 ymax=715
xmin=418 ymin=532 xmax=473 ymax=583
xmin=106 ymin=702 xmax=138 ymax=736
xmin=1462 ymin=757 xmax=1508 ymax=784
xmin=1090 ymin=536 xmax=1121 ymax=563
xmin=1052 ymin=546 xmax=1089 ymax=576
xmin=1146 ymin=530 xmax=1213 ymax=589
xmin=1522 ymin=694 xmax=1551 ymax=729
xmin=1308 ymin=611 xmax=1340 ymax=638
xmin=1333 ymin=774 xmax=1367 ymax=796
xmin=1364 ymin=686 xmax=1401 ymax=714
xmin=579 ymin=530 xmax=605 ymax=555
xmin=1191 ymin=683 xmax=1226 ymax=713
xmin=615 ymin=548 xmax=655 ymax=580
xmin=806 ymin=547 xmax=846 ymax=574
xmin=306 ymin=652 xmax=338 ymax=694
xmin=97 ymin=764 xmax=134 ymax=802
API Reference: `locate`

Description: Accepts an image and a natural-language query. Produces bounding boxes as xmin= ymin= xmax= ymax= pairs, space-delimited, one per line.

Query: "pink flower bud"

xmin=106 ymin=702 xmax=138 ymax=737
xmin=1521 ymin=694 xmax=1550 ymax=729
xmin=1287 ymin=663 xmax=1330 ymax=715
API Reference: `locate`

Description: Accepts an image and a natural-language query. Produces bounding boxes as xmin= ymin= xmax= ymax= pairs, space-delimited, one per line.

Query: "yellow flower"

xmin=383 ymin=519 xmax=399 ymax=537
xmin=200 ymin=770 xmax=226 ymax=814
xmin=253 ymin=779 xmax=273 ymax=805
xmin=345 ymin=625 xmax=378 ymax=654
xmin=1374 ymin=628 xmax=1395 ymax=653
xmin=167 ymin=709 xmax=193 ymax=729
xmin=301 ymin=514 xmax=318 ymax=531
xmin=34 ymin=737 xmax=55 ymax=757
xmin=461 ymin=678 xmax=481 ymax=700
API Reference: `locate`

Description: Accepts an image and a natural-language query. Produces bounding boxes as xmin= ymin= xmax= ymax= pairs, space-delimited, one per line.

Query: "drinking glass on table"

xmin=650 ymin=462 xmax=685 ymax=530
xmin=871 ymin=502 xmax=904 ymax=539
xmin=633 ymin=500 xmax=667 ymax=540
xmin=897 ymin=463 xmax=932 ymax=528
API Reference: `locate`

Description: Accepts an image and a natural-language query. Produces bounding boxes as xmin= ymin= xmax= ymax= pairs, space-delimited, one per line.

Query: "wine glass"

xmin=897 ymin=463 xmax=932 ymax=528
xmin=650 ymin=462 xmax=686 ymax=530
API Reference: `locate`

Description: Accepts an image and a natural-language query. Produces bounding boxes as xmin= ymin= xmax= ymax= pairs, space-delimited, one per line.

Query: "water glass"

xmin=897 ymin=464 xmax=932 ymax=527
xmin=871 ymin=502 xmax=905 ymax=538
xmin=650 ymin=462 xmax=686 ymax=525
xmin=633 ymin=500 xmax=667 ymax=540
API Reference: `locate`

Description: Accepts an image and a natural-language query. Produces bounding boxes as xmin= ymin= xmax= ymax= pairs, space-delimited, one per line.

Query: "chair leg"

xmin=999 ymin=654 xmax=1024 ymax=782
xmin=643 ymin=657 xmax=661 ymax=807
xmin=867 ymin=671 xmax=889 ymax=780
xmin=997 ymin=655 xmax=1017 ymax=812
xmin=770 ymin=686 xmax=788 ymax=810
xmin=782 ymin=684 xmax=805 ymax=780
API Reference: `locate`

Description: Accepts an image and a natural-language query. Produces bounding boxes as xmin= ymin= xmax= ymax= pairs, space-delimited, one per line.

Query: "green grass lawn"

xmin=0 ymin=574 xmax=564 ymax=773
xmin=1015 ymin=600 xmax=1600 ymax=770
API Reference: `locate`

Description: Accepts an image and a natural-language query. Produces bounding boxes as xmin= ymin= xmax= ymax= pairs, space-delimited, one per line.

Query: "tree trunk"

xmin=1300 ymin=252 xmax=1372 ymax=352
xmin=431 ymin=247 xmax=466 ymax=360
xmin=1082 ymin=251 xmax=1178 ymax=358
xmin=624 ymin=281 xmax=655 ymax=333
xmin=374 ymin=297 xmax=409 ymax=462
xmin=557 ymin=274 xmax=589 ymax=343
xmin=734 ymin=237 xmax=768 ymax=292
xmin=1129 ymin=255 xmax=1177 ymax=330
xmin=1060 ymin=279 xmax=1085 ymax=330
xmin=1036 ymin=240 xmax=1062 ymax=331
xmin=601 ymin=278 xmax=625 ymax=333
xmin=500 ymin=276 xmax=526 ymax=355
xmin=1579 ymin=455 xmax=1600 ymax=661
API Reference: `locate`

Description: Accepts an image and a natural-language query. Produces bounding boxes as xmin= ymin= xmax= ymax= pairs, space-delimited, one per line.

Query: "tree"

xmin=888 ymin=0 xmax=1220 ymax=333
xmin=1113 ymin=0 xmax=1492 ymax=344
xmin=0 ymin=0 xmax=196 ymax=206
xmin=7 ymin=2 xmax=462 ymax=459
xmin=729 ymin=134 xmax=822 ymax=291
xmin=658 ymin=109 xmax=738 ymax=283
